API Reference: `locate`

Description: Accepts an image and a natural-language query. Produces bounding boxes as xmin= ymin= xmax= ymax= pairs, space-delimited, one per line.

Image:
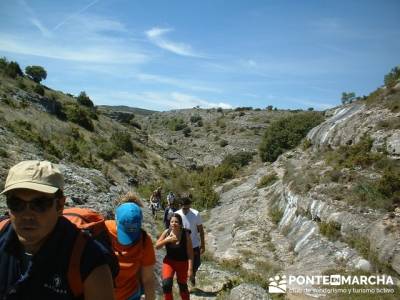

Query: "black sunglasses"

xmin=6 ymin=196 xmax=57 ymax=213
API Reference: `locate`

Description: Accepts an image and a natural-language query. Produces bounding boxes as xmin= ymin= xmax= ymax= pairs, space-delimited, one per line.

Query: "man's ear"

xmin=56 ymin=197 xmax=66 ymax=215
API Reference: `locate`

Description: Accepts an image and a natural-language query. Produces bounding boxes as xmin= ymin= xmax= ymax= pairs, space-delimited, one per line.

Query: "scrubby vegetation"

xmin=259 ymin=111 xmax=324 ymax=162
xmin=76 ymin=91 xmax=94 ymax=108
xmin=257 ymin=173 xmax=278 ymax=188
xmin=167 ymin=117 xmax=187 ymax=131
xmin=384 ymin=66 xmax=400 ymax=89
xmin=319 ymin=221 xmax=341 ymax=241
xmin=324 ymin=135 xmax=400 ymax=211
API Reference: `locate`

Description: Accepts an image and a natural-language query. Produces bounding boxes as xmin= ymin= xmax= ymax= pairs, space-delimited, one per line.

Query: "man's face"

xmin=6 ymin=189 xmax=64 ymax=253
xmin=182 ymin=204 xmax=191 ymax=214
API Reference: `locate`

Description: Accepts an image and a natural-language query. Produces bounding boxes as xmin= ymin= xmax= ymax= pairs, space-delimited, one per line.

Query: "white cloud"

xmin=29 ymin=18 xmax=52 ymax=37
xmin=134 ymin=73 xmax=221 ymax=93
xmin=0 ymin=34 xmax=148 ymax=64
xmin=145 ymin=27 xmax=204 ymax=58
xmin=53 ymin=0 xmax=100 ymax=31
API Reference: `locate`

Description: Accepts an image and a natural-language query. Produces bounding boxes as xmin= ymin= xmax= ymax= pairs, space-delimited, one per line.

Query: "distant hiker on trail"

xmin=166 ymin=191 xmax=176 ymax=206
xmin=0 ymin=160 xmax=115 ymax=300
xmin=176 ymin=193 xmax=205 ymax=292
xmin=106 ymin=195 xmax=156 ymax=300
xmin=156 ymin=213 xmax=193 ymax=300
xmin=149 ymin=187 xmax=162 ymax=219
xmin=163 ymin=195 xmax=179 ymax=229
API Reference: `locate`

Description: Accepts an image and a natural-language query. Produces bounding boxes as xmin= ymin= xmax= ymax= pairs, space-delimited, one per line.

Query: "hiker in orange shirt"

xmin=106 ymin=194 xmax=156 ymax=300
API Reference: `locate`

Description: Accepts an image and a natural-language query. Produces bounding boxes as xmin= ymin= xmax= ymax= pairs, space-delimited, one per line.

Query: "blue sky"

xmin=0 ymin=0 xmax=399 ymax=111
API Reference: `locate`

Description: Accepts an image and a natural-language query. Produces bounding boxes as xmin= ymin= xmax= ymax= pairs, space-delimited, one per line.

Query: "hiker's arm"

xmin=155 ymin=230 xmax=169 ymax=249
xmin=186 ymin=231 xmax=194 ymax=278
xmin=141 ymin=265 xmax=155 ymax=300
xmin=84 ymin=264 xmax=115 ymax=300
xmin=197 ymin=224 xmax=205 ymax=254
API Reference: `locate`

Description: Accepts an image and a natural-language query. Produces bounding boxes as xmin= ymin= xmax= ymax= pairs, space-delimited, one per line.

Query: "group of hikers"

xmin=0 ymin=160 xmax=205 ymax=300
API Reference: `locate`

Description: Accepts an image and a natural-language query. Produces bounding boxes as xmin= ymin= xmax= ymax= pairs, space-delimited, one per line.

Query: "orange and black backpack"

xmin=62 ymin=207 xmax=119 ymax=296
xmin=0 ymin=207 xmax=119 ymax=297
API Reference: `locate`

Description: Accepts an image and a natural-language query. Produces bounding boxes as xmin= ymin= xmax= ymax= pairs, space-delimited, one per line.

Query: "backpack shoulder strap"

xmin=68 ymin=231 xmax=88 ymax=297
xmin=0 ymin=217 xmax=10 ymax=233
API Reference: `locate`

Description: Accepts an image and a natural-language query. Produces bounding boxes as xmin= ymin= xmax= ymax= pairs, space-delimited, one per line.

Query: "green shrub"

xmin=183 ymin=127 xmax=191 ymax=137
xmin=111 ymin=131 xmax=133 ymax=153
xmin=216 ymin=117 xmax=226 ymax=128
xmin=2 ymin=97 xmax=17 ymax=108
xmin=301 ymin=138 xmax=312 ymax=150
xmin=33 ymin=84 xmax=45 ymax=96
xmin=0 ymin=57 xmax=7 ymax=69
xmin=222 ymin=151 xmax=254 ymax=169
xmin=76 ymin=91 xmax=94 ymax=107
xmin=16 ymin=78 xmax=27 ymax=90
xmin=64 ymin=103 xmax=94 ymax=131
xmin=319 ymin=221 xmax=341 ymax=241
xmin=235 ymin=107 xmax=253 ymax=111
xmin=325 ymin=135 xmax=381 ymax=169
xmin=168 ymin=117 xmax=187 ymax=131
xmin=190 ymin=115 xmax=202 ymax=123
xmin=50 ymin=99 xmax=67 ymax=121
xmin=5 ymin=61 xmax=23 ymax=78
xmin=259 ymin=111 xmax=324 ymax=162
xmin=257 ymin=173 xmax=278 ymax=188
xmin=96 ymin=139 xmax=120 ymax=161
xmin=269 ymin=205 xmax=283 ymax=224
xmin=0 ymin=148 xmax=8 ymax=158
xmin=386 ymin=92 xmax=400 ymax=113
xmin=384 ymin=66 xmax=400 ymax=88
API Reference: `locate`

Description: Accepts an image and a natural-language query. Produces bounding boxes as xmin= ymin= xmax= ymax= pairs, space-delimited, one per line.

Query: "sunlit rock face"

xmin=307 ymin=103 xmax=400 ymax=159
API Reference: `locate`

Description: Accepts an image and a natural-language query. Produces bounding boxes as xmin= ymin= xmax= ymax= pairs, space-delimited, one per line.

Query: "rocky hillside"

xmin=199 ymin=82 xmax=400 ymax=299
xmin=141 ymin=108 xmax=291 ymax=168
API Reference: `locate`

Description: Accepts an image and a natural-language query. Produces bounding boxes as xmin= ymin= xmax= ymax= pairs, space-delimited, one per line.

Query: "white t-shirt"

xmin=176 ymin=208 xmax=202 ymax=248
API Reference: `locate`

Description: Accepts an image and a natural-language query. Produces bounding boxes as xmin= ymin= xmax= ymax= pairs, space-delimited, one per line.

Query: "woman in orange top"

xmin=106 ymin=201 xmax=156 ymax=300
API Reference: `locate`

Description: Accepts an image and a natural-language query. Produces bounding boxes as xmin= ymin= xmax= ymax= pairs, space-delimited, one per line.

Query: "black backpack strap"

xmin=141 ymin=229 xmax=147 ymax=246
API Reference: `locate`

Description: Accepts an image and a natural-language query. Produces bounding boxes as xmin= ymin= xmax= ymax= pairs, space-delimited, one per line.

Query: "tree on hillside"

xmin=341 ymin=92 xmax=356 ymax=104
xmin=6 ymin=61 xmax=23 ymax=78
xmin=0 ymin=57 xmax=7 ymax=69
xmin=25 ymin=65 xmax=47 ymax=83
xmin=77 ymin=91 xmax=94 ymax=108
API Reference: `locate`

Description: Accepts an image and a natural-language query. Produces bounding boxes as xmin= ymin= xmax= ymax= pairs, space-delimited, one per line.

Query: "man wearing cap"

xmin=105 ymin=202 xmax=156 ymax=300
xmin=0 ymin=160 xmax=115 ymax=300
xmin=176 ymin=193 xmax=205 ymax=291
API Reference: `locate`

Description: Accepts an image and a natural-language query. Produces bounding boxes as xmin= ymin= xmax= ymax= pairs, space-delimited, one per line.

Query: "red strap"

xmin=0 ymin=218 xmax=10 ymax=231
xmin=68 ymin=231 xmax=87 ymax=297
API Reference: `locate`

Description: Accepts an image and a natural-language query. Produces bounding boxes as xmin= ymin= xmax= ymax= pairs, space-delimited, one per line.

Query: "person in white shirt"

xmin=176 ymin=193 xmax=205 ymax=291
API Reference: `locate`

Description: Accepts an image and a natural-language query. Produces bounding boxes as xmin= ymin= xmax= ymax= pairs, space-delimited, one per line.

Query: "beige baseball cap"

xmin=1 ymin=160 xmax=64 ymax=194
